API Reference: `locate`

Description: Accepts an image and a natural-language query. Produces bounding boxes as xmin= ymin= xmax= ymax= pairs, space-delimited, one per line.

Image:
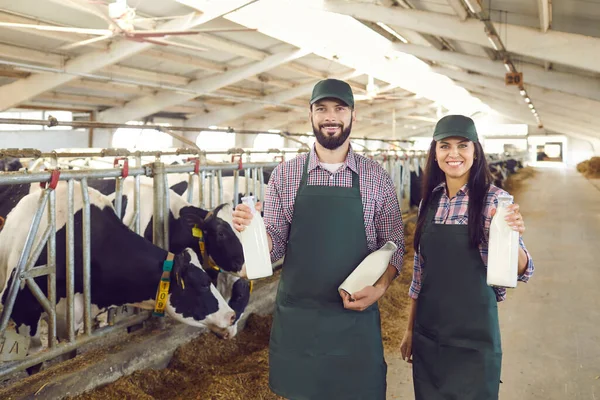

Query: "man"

xmin=232 ymin=78 xmax=405 ymax=400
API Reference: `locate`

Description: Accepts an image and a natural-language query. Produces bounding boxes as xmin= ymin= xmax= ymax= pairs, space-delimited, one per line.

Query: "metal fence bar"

xmin=0 ymin=190 xmax=50 ymax=334
xmin=66 ymin=180 xmax=76 ymax=343
xmin=187 ymin=173 xmax=195 ymax=205
xmin=47 ymin=188 xmax=57 ymax=348
xmin=217 ymin=169 xmax=223 ymax=206
xmin=252 ymin=168 xmax=258 ymax=200
xmin=80 ymin=178 xmax=92 ymax=336
xmin=152 ymin=162 xmax=166 ymax=249
xmin=245 ymin=168 xmax=250 ymax=198
xmin=114 ymin=177 xmax=123 ymax=220
xmin=209 ymin=172 xmax=214 ymax=209
xmin=233 ymin=169 xmax=239 ymax=207
xmin=0 ymin=167 xmax=147 ymax=186
xmin=259 ymin=167 xmax=265 ymax=205
xmin=0 ymin=312 xmax=150 ymax=380
xmin=199 ymin=171 xmax=205 ymax=209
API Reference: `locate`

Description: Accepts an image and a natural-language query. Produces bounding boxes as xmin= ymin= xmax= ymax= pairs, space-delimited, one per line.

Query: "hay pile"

xmin=72 ymin=222 xmax=417 ymax=399
xmin=70 ymin=315 xmax=284 ymax=400
xmin=577 ymin=157 xmax=600 ymax=179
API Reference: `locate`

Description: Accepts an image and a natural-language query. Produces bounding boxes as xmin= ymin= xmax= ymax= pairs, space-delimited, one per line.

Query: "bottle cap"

xmin=241 ymin=195 xmax=256 ymax=215
xmin=498 ymin=194 xmax=513 ymax=206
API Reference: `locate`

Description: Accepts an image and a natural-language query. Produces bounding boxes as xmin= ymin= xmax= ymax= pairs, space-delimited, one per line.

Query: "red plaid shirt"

xmin=264 ymin=145 xmax=405 ymax=275
xmin=409 ymin=182 xmax=535 ymax=302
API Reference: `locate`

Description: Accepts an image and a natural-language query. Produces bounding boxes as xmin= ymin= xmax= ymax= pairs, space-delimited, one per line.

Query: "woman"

xmin=400 ymin=115 xmax=534 ymax=400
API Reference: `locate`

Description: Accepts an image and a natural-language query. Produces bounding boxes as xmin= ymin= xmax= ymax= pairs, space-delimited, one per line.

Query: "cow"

xmin=0 ymin=181 xmax=237 ymax=361
xmin=87 ymin=177 xmax=247 ymax=278
xmin=86 ymin=177 xmax=252 ymax=338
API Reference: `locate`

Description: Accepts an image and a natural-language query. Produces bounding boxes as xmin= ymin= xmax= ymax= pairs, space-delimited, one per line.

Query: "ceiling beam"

xmin=393 ymin=43 xmax=600 ymax=102
xmin=537 ymin=0 xmax=552 ymax=33
xmin=446 ymin=0 xmax=469 ymax=21
xmin=0 ymin=0 xmax=258 ymax=110
xmin=323 ymin=0 xmax=600 ymax=74
xmin=185 ymin=70 xmax=359 ymax=128
xmin=434 ymin=66 xmax=600 ymax=115
xmin=97 ymin=48 xmax=309 ymax=123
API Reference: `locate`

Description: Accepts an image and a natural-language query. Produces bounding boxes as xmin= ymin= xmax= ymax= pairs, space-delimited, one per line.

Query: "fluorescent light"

xmin=376 ymin=22 xmax=409 ymax=43
xmin=487 ymin=34 xmax=503 ymax=51
xmin=519 ymin=90 xmax=527 ymax=96
xmin=463 ymin=0 xmax=483 ymax=13
xmin=209 ymin=125 xmax=218 ymax=129
xmin=528 ymin=104 xmax=534 ymax=109
xmin=267 ymin=129 xmax=281 ymax=133
xmin=525 ymin=97 xmax=531 ymax=103
xmin=504 ymin=63 xmax=512 ymax=72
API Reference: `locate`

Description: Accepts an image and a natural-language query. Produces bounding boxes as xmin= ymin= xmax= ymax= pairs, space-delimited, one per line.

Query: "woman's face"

xmin=435 ymin=137 xmax=475 ymax=182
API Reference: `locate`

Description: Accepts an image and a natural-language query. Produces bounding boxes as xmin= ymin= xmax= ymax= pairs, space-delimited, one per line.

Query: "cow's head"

xmin=178 ymin=203 xmax=246 ymax=278
xmin=210 ymin=272 xmax=251 ymax=339
xmin=167 ymin=249 xmax=236 ymax=337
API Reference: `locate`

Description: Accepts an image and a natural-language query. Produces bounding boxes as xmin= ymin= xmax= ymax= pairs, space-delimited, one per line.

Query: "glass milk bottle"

xmin=240 ymin=196 xmax=273 ymax=280
xmin=487 ymin=194 xmax=519 ymax=288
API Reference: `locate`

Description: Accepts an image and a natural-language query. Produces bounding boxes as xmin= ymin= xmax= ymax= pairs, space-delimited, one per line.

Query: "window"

xmin=196 ymin=130 xmax=236 ymax=150
xmin=112 ymin=125 xmax=173 ymax=149
xmin=253 ymin=133 xmax=284 ymax=150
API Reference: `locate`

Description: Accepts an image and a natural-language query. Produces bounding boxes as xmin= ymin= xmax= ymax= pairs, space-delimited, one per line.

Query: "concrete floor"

xmin=386 ymin=166 xmax=600 ymax=399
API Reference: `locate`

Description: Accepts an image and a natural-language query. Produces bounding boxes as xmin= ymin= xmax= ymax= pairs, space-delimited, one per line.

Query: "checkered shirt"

xmin=409 ymin=182 xmax=535 ymax=302
xmin=264 ymin=145 xmax=405 ymax=275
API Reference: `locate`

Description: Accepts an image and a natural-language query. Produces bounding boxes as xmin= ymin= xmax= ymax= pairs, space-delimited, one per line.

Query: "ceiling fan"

xmin=354 ymin=75 xmax=408 ymax=102
xmin=0 ymin=0 xmax=257 ymax=52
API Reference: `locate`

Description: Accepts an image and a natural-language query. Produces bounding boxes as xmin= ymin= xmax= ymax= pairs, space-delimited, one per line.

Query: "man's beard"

xmin=312 ymin=120 xmax=353 ymax=150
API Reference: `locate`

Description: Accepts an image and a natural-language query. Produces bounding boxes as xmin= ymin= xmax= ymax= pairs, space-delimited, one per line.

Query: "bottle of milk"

xmin=240 ymin=196 xmax=273 ymax=280
xmin=487 ymin=194 xmax=519 ymax=288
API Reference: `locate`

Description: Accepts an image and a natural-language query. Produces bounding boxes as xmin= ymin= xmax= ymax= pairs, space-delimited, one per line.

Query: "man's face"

xmin=310 ymin=99 xmax=356 ymax=150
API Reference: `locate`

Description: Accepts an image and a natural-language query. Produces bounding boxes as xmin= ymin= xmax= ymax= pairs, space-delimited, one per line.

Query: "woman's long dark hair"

xmin=413 ymin=140 xmax=493 ymax=251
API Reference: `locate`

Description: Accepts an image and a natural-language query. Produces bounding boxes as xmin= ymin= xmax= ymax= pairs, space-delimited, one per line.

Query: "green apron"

xmin=412 ymin=191 xmax=502 ymax=400
xmin=269 ymin=153 xmax=387 ymax=400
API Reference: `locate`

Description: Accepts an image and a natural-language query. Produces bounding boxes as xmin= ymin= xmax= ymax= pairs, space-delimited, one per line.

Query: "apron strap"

xmin=423 ymin=189 xmax=443 ymax=231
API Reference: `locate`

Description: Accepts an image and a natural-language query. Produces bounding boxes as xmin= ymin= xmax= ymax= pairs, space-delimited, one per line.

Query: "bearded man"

xmin=232 ymin=78 xmax=405 ymax=400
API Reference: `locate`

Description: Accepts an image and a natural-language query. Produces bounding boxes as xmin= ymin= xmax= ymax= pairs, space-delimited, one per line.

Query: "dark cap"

xmin=310 ymin=78 xmax=354 ymax=108
xmin=433 ymin=115 xmax=479 ymax=143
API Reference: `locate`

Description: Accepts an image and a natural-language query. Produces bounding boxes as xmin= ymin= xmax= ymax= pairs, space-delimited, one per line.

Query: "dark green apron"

xmin=269 ymin=154 xmax=387 ymax=400
xmin=412 ymin=191 xmax=502 ymax=400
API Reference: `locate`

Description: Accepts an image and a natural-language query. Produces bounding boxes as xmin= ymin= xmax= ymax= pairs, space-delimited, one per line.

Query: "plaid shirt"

xmin=409 ymin=182 xmax=534 ymax=302
xmin=264 ymin=145 xmax=405 ymax=275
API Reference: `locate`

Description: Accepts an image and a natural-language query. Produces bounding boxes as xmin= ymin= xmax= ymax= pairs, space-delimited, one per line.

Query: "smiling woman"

xmin=400 ymin=114 xmax=535 ymax=400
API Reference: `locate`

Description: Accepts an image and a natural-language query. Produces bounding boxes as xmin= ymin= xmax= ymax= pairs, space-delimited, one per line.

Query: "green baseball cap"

xmin=310 ymin=79 xmax=354 ymax=108
xmin=433 ymin=115 xmax=479 ymax=143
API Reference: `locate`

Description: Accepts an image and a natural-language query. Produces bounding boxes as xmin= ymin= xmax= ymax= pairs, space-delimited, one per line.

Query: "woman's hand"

xmin=491 ymin=203 xmax=525 ymax=236
xmin=400 ymin=329 xmax=413 ymax=363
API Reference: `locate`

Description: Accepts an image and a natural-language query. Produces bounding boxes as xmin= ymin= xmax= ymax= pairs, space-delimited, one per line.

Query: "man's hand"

xmin=232 ymin=202 xmax=262 ymax=233
xmin=340 ymin=285 xmax=385 ymax=312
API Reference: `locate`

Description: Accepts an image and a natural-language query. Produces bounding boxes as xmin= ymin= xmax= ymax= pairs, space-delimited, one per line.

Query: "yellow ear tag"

xmin=192 ymin=225 xmax=203 ymax=238
xmin=249 ymin=280 xmax=254 ymax=294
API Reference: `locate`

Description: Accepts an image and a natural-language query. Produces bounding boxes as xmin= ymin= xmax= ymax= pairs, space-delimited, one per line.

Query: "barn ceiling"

xmin=0 ymin=0 xmax=598 ymax=143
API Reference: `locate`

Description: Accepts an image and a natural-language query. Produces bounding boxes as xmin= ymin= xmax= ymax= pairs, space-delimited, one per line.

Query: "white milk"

xmin=339 ymin=241 xmax=398 ymax=295
xmin=240 ymin=196 xmax=273 ymax=280
xmin=487 ymin=194 xmax=519 ymax=288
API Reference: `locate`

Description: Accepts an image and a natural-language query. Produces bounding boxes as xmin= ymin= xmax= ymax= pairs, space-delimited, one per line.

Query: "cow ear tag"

xmin=192 ymin=225 xmax=203 ymax=238
xmin=153 ymin=253 xmax=174 ymax=317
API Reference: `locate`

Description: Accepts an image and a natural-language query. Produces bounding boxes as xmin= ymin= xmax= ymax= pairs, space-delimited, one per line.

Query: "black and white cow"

xmin=0 ymin=181 xmax=236 ymax=355
xmin=87 ymin=177 xmax=252 ymax=338
xmin=87 ymin=177 xmax=247 ymax=278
